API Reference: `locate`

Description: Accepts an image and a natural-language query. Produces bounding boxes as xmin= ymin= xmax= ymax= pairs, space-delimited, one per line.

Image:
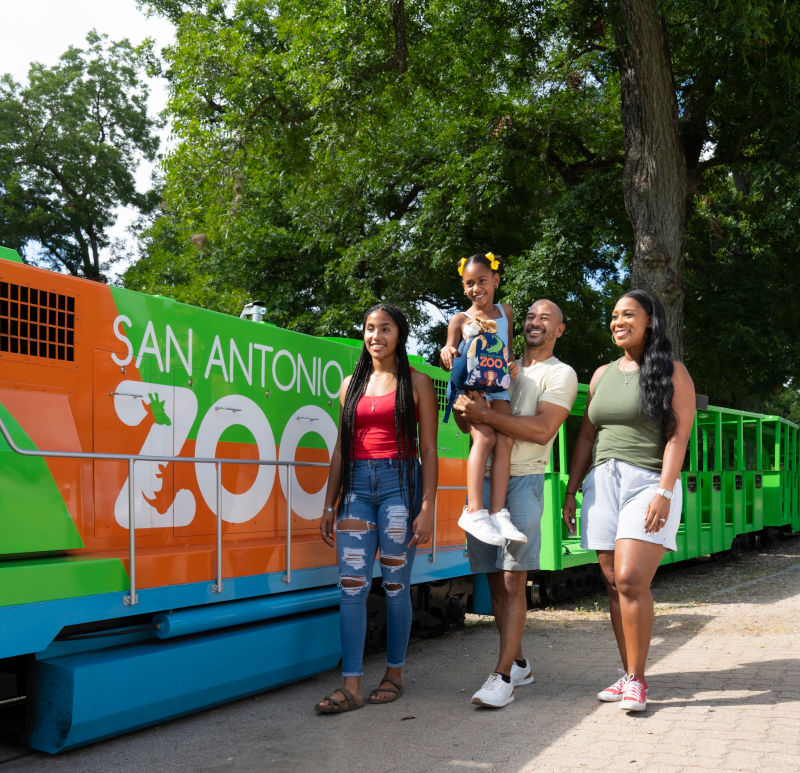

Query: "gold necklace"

xmin=367 ymin=372 xmax=395 ymax=412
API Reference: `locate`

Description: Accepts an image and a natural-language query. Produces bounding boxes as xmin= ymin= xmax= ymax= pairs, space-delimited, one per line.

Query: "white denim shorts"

xmin=580 ymin=458 xmax=682 ymax=552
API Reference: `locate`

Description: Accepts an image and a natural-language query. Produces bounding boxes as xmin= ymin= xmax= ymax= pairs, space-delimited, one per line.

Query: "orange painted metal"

xmin=0 ymin=260 xmax=469 ymax=590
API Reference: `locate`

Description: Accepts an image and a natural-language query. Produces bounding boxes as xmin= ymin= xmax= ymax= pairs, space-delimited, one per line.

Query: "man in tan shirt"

xmin=454 ymin=299 xmax=578 ymax=708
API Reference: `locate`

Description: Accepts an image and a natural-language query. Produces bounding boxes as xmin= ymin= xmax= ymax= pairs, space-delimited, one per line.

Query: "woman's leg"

xmin=613 ymin=539 xmax=665 ymax=679
xmin=371 ymin=462 xmax=418 ymax=700
xmin=466 ymin=423 xmax=496 ymax=511
xmin=488 ymin=400 xmax=513 ymax=514
xmin=316 ymin=466 xmax=378 ymax=709
xmin=596 ymin=549 xmax=627 ymax=672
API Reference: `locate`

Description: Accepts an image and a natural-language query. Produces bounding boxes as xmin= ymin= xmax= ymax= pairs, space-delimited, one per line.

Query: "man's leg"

xmin=487 ymin=569 xmax=527 ymax=675
xmin=492 ymin=473 xmax=543 ymax=684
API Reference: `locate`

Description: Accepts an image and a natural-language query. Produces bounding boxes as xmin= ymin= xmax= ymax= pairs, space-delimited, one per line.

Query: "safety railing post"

xmin=124 ymin=458 xmax=138 ymax=606
xmin=283 ymin=463 xmax=292 ymax=584
xmin=212 ymin=461 xmax=223 ymax=593
xmin=429 ymin=492 xmax=438 ymax=563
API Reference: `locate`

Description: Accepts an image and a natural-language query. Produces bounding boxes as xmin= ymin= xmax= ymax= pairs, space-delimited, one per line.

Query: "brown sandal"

xmin=314 ymin=687 xmax=364 ymax=714
xmin=367 ymin=677 xmax=404 ymax=704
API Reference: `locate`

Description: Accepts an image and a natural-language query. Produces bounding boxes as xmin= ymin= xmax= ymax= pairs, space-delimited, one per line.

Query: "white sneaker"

xmin=471 ymin=673 xmax=515 ymax=707
xmin=492 ymin=509 xmax=528 ymax=543
xmin=510 ymin=658 xmax=534 ymax=687
xmin=458 ymin=508 xmax=505 ymax=546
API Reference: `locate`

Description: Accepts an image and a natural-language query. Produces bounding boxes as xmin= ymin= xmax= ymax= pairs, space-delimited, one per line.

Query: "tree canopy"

xmin=128 ymin=0 xmax=800 ymax=411
xmin=0 ymin=31 xmax=162 ymax=280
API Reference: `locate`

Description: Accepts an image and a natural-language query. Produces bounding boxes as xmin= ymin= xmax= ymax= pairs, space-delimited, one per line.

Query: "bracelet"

xmin=565 ymin=491 xmax=577 ymax=496
xmin=324 ymin=506 xmax=336 ymax=513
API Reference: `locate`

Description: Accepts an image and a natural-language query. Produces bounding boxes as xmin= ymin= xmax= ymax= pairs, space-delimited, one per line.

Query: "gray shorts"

xmin=580 ymin=459 xmax=681 ymax=552
xmin=467 ymin=473 xmax=544 ymax=572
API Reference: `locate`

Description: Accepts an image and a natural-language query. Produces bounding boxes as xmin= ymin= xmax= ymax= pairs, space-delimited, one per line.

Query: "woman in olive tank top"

xmin=562 ymin=290 xmax=695 ymax=712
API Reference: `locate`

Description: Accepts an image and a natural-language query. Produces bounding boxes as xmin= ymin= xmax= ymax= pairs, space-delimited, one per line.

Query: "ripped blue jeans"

xmin=336 ymin=458 xmax=418 ymax=677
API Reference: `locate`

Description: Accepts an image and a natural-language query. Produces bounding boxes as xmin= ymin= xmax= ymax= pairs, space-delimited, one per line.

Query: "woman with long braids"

xmin=562 ymin=290 xmax=695 ymax=711
xmin=315 ymin=304 xmax=438 ymax=713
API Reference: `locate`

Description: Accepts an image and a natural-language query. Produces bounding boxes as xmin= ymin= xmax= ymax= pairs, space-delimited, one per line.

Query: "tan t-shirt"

xmin=504 ymin=356 xmax=578 ymax=476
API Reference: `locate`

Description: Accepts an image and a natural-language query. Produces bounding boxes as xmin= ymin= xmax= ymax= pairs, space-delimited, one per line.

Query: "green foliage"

xmin=0 ymin=32 xmax=162 ymax=280
xmin=684 ymin=163 xmax=800 ymax=411
xmin=134 ymin=0 xmax=625 ymax=373
xmin=131 ymin=0 xmax=800 ymax=408
xmin=763 ymin=386 xmax=800 ymax=424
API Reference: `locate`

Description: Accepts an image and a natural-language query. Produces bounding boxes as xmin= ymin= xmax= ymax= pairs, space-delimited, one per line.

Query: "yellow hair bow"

xmin=457 ymin=257 xmax=467 ymax=276
xmin=485 ymin=252 xmax=500 ymax=271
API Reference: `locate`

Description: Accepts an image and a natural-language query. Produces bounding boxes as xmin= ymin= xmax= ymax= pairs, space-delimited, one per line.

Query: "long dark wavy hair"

xmin=623 ymin=289 xmax=677 ymax=437
xmin=338 ymin=303 xmax=419 ymax=513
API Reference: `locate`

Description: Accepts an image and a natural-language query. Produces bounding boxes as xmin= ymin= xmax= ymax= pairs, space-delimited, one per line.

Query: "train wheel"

xmin=445 ymin=596 xmax=466 ymax=628
xmin=527 ymin=582 xmax=546 ymax=608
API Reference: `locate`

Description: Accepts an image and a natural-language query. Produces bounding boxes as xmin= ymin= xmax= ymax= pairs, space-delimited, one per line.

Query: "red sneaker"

xmin=619 ymin=676 xmax=648 ymax=711
xmin=597 ymin=674 xmax=629 ymax=702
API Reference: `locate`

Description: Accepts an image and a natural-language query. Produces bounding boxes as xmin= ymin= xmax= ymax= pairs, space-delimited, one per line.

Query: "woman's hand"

xmin=644 ymin=492 xmax=671 ymax=533
xmin=320 ymin=509 xmax=336 ymax=547
xmin=408 ymin=509 xmax=433 ymax=547
xmin=562 ymin=493 xmax=578 ymax=534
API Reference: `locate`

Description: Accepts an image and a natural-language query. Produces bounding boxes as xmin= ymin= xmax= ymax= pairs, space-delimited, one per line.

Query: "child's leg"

xmin=488 ymin=400 xmax=514 ymax=514
xmin=467 ymin=423 xmax=496 ymax=512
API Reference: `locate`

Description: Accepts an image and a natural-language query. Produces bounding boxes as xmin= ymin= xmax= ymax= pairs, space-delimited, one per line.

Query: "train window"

xmin=0 ymin=281 xmax=75 ymax=363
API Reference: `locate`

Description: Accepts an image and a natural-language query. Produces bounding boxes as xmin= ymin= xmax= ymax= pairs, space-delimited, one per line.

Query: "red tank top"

xmin=352 ymin=391 xmax=400 ymax=459
xmin=351 ymin=369 xmax=419 ymax=459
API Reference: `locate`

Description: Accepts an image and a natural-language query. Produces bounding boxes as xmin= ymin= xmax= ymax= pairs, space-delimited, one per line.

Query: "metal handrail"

xmin=0 ymin=415 xmax=327 ymax=605
xmin=0 ymin=416 xmax=456 ymax=602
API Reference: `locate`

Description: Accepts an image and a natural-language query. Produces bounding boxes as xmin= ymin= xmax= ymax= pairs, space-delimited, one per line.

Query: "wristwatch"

xmin=655 ymin=488 xmax=673 ymax=500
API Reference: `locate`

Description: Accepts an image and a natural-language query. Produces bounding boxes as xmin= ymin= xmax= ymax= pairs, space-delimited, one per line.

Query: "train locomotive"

xmin=0 ymin=246 xmax=797 ymax=753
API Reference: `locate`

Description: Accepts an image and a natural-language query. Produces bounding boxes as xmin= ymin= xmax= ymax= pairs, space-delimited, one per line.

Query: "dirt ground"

xmin=539 ymin=530 xmax=800 ymax=633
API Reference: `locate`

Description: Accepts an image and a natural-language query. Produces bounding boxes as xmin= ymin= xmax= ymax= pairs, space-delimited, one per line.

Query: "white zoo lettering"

xmin=112 ymin=380 xmax=338 ymax=528
xmin=113 ymin=382 xmax=198 ymax=529
xmin=194 ymin=395 xmax=276 ymax=524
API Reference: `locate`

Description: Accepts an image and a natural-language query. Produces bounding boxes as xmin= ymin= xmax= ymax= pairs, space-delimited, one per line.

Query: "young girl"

xmin=440 ymin=253 xmax=526 ymax=546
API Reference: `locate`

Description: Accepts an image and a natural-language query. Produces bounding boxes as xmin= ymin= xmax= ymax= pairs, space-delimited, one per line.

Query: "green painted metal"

xmin=106 ymin=287 xmax=470 ymax=461
xmin=108 ymin=286 xmax=345 ymax=450
xmin=0 ymin=246 xmax=23 ymax=263
xmin=539 ymin=385 xmax=595 ymax=572
xmin=0 ymin=402 xmax=84 ymax=555
xmin=0 ymin=556 xmax=129 ymax=606
xmin=759 ymin=415 xmax=799 ymax=528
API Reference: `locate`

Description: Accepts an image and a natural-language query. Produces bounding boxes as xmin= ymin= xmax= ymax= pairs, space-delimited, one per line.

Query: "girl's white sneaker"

xmin=492 ymin=509 xmax=527 ymax=543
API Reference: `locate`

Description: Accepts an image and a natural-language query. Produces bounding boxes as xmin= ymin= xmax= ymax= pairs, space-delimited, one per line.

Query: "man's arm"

xmin=453 ymin=392 xmax=569 ymax=445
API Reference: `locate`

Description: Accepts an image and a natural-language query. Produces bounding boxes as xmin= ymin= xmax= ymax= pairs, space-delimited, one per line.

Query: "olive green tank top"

xmin=587 ymin=359 xmax=666 ymax=472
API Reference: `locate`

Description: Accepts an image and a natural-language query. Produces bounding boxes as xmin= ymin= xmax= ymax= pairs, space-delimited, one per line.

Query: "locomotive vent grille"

xmin=0 ymin=281 xmax=75 ymax=362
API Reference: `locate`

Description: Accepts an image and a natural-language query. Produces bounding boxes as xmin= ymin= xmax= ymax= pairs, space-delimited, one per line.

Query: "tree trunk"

xmin=612 ymin=0 xmax=689 ymax=357
xmin=392 ymin=0 xmax=408 ymax=74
